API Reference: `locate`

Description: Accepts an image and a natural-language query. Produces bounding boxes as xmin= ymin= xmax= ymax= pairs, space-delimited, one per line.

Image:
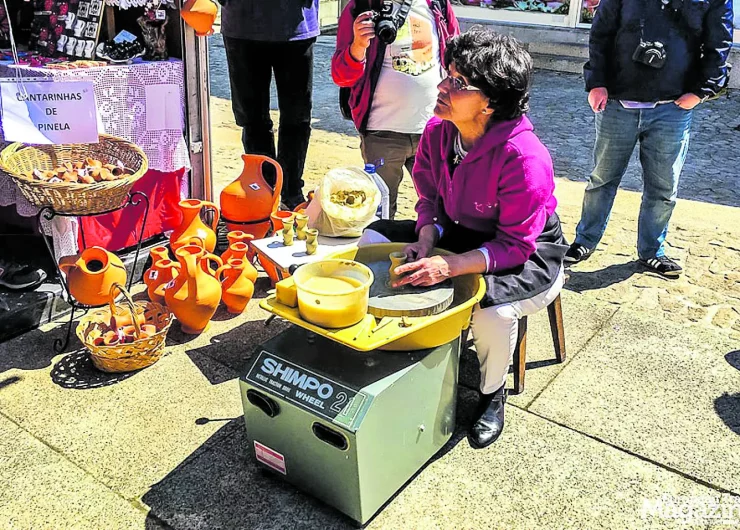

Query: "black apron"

xmin=365 ymin=212 xmax=568 ymax=308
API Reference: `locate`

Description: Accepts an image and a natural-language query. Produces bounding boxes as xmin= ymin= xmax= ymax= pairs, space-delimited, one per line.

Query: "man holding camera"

xmin=220 ymin=0 xmax=320 ymax=210
xmin=565 ymin=0 xmax=734 ymax=278
xmin=331 ymin=0 xmax=459 ymax=219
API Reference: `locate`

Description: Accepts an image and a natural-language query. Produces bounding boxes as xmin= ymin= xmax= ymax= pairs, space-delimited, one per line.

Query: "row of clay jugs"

xmin=218 ymin=259 xmax=255 ymax=314
xmin=170 ymin=199 xmax=220 ymax=253
xmin=165 ymin=244 xmax=223 ymax=335
xmin=222 ymin=230 xmax=257 ymax=266
xmin=58 ymin=247 xmax=128 ymax=306
xmin=180 ymin=0 xmax=218 ymax=36
xmin=220 ymin=154 xmax=283 ymax=239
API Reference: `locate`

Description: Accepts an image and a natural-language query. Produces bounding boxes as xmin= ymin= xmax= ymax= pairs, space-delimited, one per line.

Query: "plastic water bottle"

xmin=364 ymin=161 xmax=390 ymax=220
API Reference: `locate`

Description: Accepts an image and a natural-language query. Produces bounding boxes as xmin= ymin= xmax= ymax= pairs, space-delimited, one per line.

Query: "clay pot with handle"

xmin=180 ymin=0 xmax=218 ymax=36
xmin=220 ymin=154 xmax=283 ymax=238
xmin=58 ymin=247 xmax=128 ymax=306
xmin=170 ymin=199 xmax=220 ymax=253
xmin=165 ymin=244 xmax=223 ymax=334
xmin=217 ymin=258 xmax=255 ymax=315
xmin=143 ymin=258 xmax=180 ymax=305
xmin=221 ymin=231 xmax=255 ymax=263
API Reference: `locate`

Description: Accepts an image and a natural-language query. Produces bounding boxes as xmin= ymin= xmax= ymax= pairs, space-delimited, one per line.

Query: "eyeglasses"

xmin=446 ymin=74 xmax=481 ymax=92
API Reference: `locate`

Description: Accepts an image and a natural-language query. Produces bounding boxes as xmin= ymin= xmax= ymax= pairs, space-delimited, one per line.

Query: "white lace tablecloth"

xmin=0 ymin=59 xmax=191 ymax=218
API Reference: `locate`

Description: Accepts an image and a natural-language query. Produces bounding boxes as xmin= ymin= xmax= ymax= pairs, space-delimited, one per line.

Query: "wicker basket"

xmin=77 ymin=284 xmax=173 ymax=373
xmin=0 ymin=135 xmax=148 ymax=215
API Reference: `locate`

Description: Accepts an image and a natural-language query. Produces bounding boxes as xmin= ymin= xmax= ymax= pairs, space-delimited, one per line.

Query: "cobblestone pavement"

xmin=207 ymin=34 xmax=740 ymax=340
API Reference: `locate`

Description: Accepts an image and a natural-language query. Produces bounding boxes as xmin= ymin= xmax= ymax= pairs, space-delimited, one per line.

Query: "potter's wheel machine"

xmin=240 ymin=244 xmax=485 ymax=525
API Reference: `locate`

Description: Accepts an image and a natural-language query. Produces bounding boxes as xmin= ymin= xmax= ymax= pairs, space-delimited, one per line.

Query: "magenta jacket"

xmin=331 ymin=0 xmax=459 ymax=133
xmin=413 ymin=116 xmax=558 ymax=273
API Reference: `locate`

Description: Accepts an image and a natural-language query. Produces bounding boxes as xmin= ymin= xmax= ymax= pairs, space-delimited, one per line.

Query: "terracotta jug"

xmin=165 ymin=244 xmax=223 ymax=334
xmin=170 ymin=199 xmax=220 ymax=253
xmin=180 ymin=0 xmax=218 ymax=36
xmin=220 ymin=154 xmax=283 ymax=238
xmin=143 ymin=259 xmax=180 ymax=304
xmin=217 ymin=259 xmax=255 ymax=314
xmin=58 ymin=247 xmax=128 ymax=306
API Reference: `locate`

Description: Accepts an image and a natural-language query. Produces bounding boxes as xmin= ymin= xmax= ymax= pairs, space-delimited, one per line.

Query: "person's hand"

xmin=350 ymin=12 xmax=375 ymax=62
xmin=402 ymin=240 xmax=433 ymax=262
xmin=588 ymin=87 xmax=608 ymax=113
xmin=393 ymin=256 xmax=452 ymax=288
xmin=675 ymin=93 xmax=702 ymax=110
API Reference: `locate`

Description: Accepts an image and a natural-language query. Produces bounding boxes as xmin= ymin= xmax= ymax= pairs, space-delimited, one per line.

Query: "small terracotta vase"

xmin=180 ymin=0 xmax=218 ymax=37
xmin=58 ymin=247 xmax=128 ymax=306
xmin=282 ymin=215 xmax=295 ymax=246
xmin=107 ymin=283 xmax=146 ymax=330
xmin=149 ymin=245 xmax=170 ymax=265
xmin=220 ymin=154 xmax=283 ymax=238
xmin=295 ymin=214 xmax=308 ymax=240
xmin=221 ymin=231 xmax=254 ymax=262
xmin=143 ymin=259 xmax=180 ymax=305
xmin=165 ymin=244 xmax=223 ymax=335
xmin=305 ymin=228 xmax=319 ymax=255
xmin=389 ymin=252 xmax=407 ymax=287
xmin=170 ymin=199 xmax=220 ymax=253
xmin=271 ymin=210 xmax=294 ymax=234
xmin=217 ymin=258 xmax=255 ymax=314
xmin=120 ymin=324 xmax=157 ymax=342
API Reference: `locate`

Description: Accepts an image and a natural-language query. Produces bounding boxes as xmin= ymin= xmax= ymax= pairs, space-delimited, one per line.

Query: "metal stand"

xmin=37 ymin=191 xmax=151 ymax=354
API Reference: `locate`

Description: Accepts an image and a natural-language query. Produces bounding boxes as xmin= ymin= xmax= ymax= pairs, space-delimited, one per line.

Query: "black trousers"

xmin=223 ymin=36 xmax=315 ymax=208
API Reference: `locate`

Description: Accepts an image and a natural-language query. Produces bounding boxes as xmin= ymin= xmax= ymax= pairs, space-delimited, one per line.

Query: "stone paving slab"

xmin=141 ymin=389 xmax=722 ymax=530
xmin=0 ymin=414 xmax=147 ymax=529
xmin=0 ymin=323 xmax=244 ymax=501
xmin=529 ymin=309 xmax=740 ymax=495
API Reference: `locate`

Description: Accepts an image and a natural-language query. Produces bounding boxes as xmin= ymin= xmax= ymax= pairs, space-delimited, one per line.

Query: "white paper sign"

xmin=0 ymin=81 xmax=99 ymax=144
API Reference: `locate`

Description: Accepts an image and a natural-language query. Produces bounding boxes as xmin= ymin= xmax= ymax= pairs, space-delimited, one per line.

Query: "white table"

xmin=251 ymin=234 xmax=360 ymax=283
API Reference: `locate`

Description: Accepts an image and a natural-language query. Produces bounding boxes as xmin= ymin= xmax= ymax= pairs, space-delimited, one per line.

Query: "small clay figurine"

xmin=282 ymin=214 xmax=295 ymax=246
xmin=295 ymin=213 xmax=308 ymax=240
xmin=388 ymin=252 xmax=407 ymax=287
xmin=305 ymin=229 xmax=318 ymax=255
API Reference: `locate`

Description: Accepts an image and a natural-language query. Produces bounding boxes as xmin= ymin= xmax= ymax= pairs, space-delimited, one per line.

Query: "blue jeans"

xmin=574 ymin=101 xmax=693 ymax=260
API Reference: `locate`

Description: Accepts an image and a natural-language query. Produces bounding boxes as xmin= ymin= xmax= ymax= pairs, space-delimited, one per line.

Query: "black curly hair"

xmin=444 ymin=27 xmax=533 ymax=121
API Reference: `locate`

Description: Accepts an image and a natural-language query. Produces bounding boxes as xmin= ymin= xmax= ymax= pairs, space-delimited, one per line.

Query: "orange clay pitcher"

xmin=180 ymin=0 xmax=218 ymax=36
xmin=143 ymin=258 xmax=180 ymax=305
xmin=221 ymin=231 xmax=254 ymax=261
xmin=217 ymin=258 xmax=255 ymax=314
xmin=220 ymin=154 xmax=283 ymax=239
xmin=58 ymin=247 xmax=128 ymax=306
xmin=165 ymin=244 xmax=223 ymax=334
xmin=170 ymin=199 xmax=220 ymax=253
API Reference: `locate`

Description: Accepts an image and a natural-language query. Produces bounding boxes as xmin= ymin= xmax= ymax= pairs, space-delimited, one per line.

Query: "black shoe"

xmin=564 ymin=243 xmax=593 ymax=264
xmin=468 ymin=385 xmax=507 ymax=449
xmin=640 ymin=256 xmax=683 ymax=279
xmin=283 ymin=195 xmax=306 ymax=211
xmin=0 ymin=260 xmax=47 ymax=291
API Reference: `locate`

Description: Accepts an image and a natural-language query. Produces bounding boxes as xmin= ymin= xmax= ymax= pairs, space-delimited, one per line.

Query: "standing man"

xmin=220 ymin=0 xmax=319 ymax=210
xmin=565 ymin=0 xmax=733 ymax=277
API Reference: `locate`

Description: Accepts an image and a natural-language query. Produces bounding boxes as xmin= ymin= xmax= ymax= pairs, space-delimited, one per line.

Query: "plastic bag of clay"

xmin=306 ymin=167 xmax=381 ymax=237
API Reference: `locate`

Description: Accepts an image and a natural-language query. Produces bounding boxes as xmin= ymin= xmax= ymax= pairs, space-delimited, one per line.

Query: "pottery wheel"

xmin=367 ymin=260 xmax=454 ymax=318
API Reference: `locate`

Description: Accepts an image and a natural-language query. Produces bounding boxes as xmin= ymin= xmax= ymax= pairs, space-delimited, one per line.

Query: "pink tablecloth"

xmin=0 ymin=59 xmax=191 ymax=218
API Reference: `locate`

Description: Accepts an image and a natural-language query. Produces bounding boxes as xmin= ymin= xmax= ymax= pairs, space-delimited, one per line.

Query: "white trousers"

xmin=358 ymin=229 xmax=564 ymax=394
xmin=471 ymin=267 xmax=564 ymax=394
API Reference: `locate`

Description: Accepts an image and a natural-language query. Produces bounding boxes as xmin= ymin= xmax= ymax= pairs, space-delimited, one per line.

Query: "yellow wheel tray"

xmin=259 ymin=243 xmax=486 ymax=351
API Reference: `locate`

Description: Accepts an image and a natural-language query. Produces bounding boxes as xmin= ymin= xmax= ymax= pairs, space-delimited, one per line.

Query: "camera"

xmin=371 ymin=0 xmax=401 ymax=45
xmin=632 ymin=40 xmax=667 ymax=69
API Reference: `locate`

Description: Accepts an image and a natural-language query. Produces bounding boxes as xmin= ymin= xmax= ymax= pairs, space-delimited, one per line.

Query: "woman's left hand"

xmin=393 ymin=256 xmax=452 ymax=287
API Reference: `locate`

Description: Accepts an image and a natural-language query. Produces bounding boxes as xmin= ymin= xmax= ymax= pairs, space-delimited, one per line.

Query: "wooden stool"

xmin=512 ymin=294 xmax=566 ymax=395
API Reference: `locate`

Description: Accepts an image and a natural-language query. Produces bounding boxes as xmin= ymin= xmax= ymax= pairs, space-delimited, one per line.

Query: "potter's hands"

xmin=402 ymin=224 xmax=438 ymax=262
xmin=402 ymin=241 xmax=433 ymax=262
xmin=675 ymin=93 xmax=702 ymax=110
xmin=588 ymin=87 xmax=608 ymax=113
xmin=393 ymin=256 xmax=452 ymax=288
xmin=350 ymin=12 xmax=375 ymax=62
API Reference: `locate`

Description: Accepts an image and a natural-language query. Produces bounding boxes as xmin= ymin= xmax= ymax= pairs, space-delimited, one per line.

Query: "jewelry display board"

xmin=29 ymin=0 xmax=105 ymax=59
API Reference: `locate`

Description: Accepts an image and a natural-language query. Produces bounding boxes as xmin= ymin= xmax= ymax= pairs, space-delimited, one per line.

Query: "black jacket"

xmin=584 ymin=0 xmax=734 ymax=101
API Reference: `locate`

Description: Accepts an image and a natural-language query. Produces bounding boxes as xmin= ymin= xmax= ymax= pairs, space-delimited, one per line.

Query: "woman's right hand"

xmin=350 ymin=12 xmax=376 ymax=61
